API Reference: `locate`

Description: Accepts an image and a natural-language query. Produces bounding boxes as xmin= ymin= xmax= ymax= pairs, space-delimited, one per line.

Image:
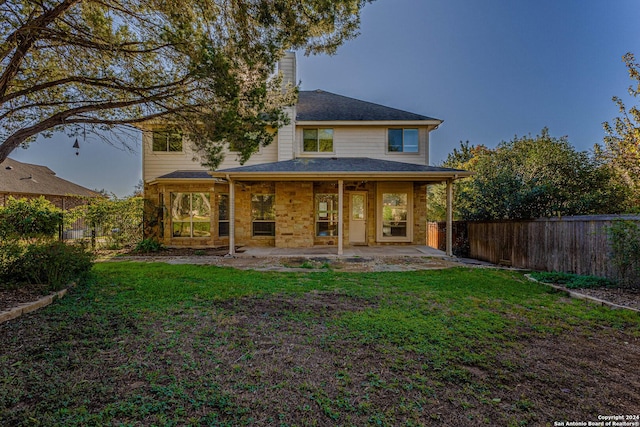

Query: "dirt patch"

xmin=110 ymin=293 xmax=640 ymax=424
xmin=0 ymin=283 xmax=50 ymax=312
xmin=2 ymin=286 xmax=639 ymax=425
xmin=106 ymin=249 xmax=461 ymax=272
xmin=563 ymin=286 xmax=640 ymax=311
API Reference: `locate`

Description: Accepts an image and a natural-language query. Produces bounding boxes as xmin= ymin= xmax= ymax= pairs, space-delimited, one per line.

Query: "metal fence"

xmin=59 ymin=212 xmax=137 ymax=249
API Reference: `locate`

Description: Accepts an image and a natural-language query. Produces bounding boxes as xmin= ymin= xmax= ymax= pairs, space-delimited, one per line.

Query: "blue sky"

xmin=11 ymin=0 xmax=640 ymax=196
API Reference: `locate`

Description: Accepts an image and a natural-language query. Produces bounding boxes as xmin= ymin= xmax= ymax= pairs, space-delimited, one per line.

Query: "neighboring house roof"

xmin=296 ymin=90 xmax=441 ymax=123
xmin=0 ymin=158 xmax=99 ymax=198
xmin=211 ymin=157 xmax=471 ymax=181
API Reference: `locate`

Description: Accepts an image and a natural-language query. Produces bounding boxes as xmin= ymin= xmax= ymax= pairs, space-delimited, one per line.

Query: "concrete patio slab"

xmin=238 ymin=245 xmax=450 ymax=258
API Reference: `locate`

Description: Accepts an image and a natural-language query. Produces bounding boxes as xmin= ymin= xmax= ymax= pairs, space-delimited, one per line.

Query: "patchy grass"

xmin=1 ymin=263 xmax=638 ymax=426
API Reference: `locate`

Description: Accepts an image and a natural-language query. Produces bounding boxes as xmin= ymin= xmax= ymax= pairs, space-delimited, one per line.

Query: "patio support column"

xmin=445 ymin=179 xmax=453 ymax=257
xmin=338 ymin=179 xmax=344 ymax=255
xmin=228 ymin=176 xmax=236 ymax=256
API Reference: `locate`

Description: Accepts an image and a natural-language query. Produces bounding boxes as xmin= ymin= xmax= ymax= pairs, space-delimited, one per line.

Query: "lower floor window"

xmin=316 ymin=193 xmax=338 ymax=236
xmin=218 ymin=193 xmax=229 ymax=237
xmin=171 ymin=192 xmax=211 ymax=237
xmin=252 ymin=194 xmax=275 ymax=236
xmin=382 ymin=192 xmax=408 ymax=238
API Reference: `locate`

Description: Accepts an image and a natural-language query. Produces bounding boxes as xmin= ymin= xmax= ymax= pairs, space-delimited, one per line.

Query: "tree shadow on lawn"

xmin=0 ymin=288 xmax=638 ymax=426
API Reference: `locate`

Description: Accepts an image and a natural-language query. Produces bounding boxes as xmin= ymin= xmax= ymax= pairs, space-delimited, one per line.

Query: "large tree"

xmin=428 ymin=129 xmax=630 ymax=221
xmin=0 ymin=0 xmax=371 ymax=166
xmin=599 ymin=52 xmax=640 ymax=208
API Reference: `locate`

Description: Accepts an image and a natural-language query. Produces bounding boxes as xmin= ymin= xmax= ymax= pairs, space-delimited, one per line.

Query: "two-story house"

xmin=142 ymin=53 xmax=470 ymax=255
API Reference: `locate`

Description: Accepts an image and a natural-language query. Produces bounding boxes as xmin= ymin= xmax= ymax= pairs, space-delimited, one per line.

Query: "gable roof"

xmin=296 ymin=90 xmax=441 ymax=123
xmin=0 ymin=158 xmax=99 ymax=198
xmin=211 ymin=157 xmax=471 ymax=181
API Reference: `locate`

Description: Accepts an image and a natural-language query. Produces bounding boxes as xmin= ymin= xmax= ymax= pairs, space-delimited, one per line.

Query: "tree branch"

xmin=0 ymin=92 xmax=180 ymax=161
xmin=0 ymin=0 xmax=82 ymax=98
xmin=0 ymin=74 xmax=193 ymax=105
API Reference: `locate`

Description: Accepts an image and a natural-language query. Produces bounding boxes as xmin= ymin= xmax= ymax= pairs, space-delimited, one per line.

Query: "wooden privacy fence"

xmin=427 ymin=221 xmax=469 ymax=256
xmin=428 ymin=215 xmax=640 ymax=280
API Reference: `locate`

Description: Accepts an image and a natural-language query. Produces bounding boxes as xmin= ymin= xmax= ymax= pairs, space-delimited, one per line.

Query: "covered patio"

xmin=210 ymin=157 xmax=472 ymax=257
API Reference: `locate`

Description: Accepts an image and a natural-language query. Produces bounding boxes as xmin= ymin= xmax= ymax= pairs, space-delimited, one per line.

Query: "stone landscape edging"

xmin=0 ymin=289 xmax=68 ymax=325
xmin=525 ymin=274 xmax=640 ymax=313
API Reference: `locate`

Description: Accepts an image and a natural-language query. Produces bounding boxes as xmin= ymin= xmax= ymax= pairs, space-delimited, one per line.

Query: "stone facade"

xmin=275 ymin=182 xmax=314 ymax=248
xmin=413 ymin=183 xmax=428 ymax=245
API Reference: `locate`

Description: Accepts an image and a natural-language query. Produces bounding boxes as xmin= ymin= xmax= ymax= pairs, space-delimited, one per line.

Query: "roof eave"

xmin=295 ymin=120 xmax=443 ymax=127
xmin=147 ymin=177 xmax=219 ymax=186
xmin=209 ymin=170 xmax=473 ymax=182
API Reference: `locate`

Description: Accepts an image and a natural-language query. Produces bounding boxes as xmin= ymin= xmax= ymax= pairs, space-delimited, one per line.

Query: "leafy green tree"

xmin=429 ymin=129 xmax=630 ymax=221
xmin=0 ymin=0 xmax=371 ymax=167
xmin=599 ymin=52 xmax=640 ymax=209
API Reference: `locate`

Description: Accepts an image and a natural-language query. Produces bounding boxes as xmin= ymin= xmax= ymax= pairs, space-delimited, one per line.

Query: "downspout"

xmin=338 ymin=179 xmax=344 ymax=255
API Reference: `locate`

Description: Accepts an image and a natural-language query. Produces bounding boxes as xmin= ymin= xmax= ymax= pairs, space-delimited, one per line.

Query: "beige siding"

xmin=277 ymin=106 xmax=296 ymax=161
xmin=294 ymin=126 xmax=430 ymax=165
xmin=142 ymin=131 xmax=279 ymax=182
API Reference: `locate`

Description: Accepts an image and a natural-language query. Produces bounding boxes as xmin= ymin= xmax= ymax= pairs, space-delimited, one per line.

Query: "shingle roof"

xmin=296 ymin=90 xmax=441 ymax=122
xmin=216 ymin=157 xmax=466 ymax=174
xmin=0 ymin=158 xmax=99 ymax=198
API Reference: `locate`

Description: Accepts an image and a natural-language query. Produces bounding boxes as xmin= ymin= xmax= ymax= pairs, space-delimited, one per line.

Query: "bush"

xmin=134 ymin=238 xmax=163 ymax=253
xmin=7 ymin=242 xmax=94 ymax=291
xmin=0 ymin=241 xmax=27 ymax=290
xmin=607 ymin=220 xmax=640 ymax=288
xmin=530 ymin=271 xmax=616 ymax=289
xmin=0 ymin=197 xmax=62 ymax=241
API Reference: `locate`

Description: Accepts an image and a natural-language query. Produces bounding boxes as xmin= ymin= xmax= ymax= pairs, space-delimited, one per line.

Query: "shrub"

xmin=10 ymin=242 xmax=94 ymax=291
xmin=134 ymin=238 xmax=163 ymax=253
xmin=607 ymin=220 xmax=640 ymax=288
xmin=0 ymin=241 xmax=27 ymax=290
xmin=530 ymin=271 xmax=616 ymax=289
xmin=0 ymin=197 xmax=62 ymax=241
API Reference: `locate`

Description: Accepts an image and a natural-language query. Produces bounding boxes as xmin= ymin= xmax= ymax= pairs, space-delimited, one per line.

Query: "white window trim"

xmin=376 ymin=183 xmax=413 ymax=243
xmin=315 ymin=193 xmax=339 ymax=237
xmin=386 ymin=128 xmax=421 ymax=155
xmin=151 ymin=129 xmax=184 ymax=154
xmin=218 ymin=193 xmax=230 ymax=238
xmin=299 ymin=128 xmax=335 ymax=156
xmin=170 ymin=192 xmax=212 ymax=238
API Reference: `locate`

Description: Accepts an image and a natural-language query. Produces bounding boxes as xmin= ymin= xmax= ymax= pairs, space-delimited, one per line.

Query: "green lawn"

xmin=1 ymin=263 xmax=638 ymax=426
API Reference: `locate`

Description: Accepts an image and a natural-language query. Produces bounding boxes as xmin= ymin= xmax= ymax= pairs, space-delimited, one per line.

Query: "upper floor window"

xmin=388 ymin=128 xmax=418 ymax=153
xmin=153 ymin=128 xmax=183 ymax=152
xmin=303 ymin=128 xmax=334 ymax=152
